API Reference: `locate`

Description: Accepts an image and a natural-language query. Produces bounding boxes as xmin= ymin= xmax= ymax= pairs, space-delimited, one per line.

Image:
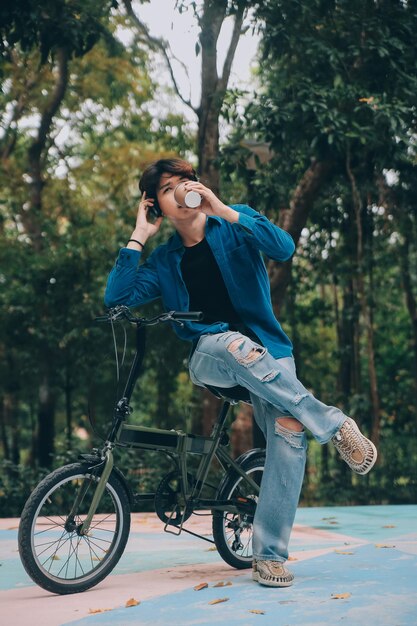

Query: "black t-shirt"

xmin=181 ymin=238 xmax=242 ymax=325
xmin=180 ymin=238 xmax=262 ymax=346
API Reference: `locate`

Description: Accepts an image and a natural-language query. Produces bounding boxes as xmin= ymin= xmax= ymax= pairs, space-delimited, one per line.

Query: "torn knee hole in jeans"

xmin=226 ymin=337 xmax=266 ymax=365
xmin=274 ymin=420 xmax=305 ymax=449
xmin=226 ymin=336 xmax=280 ymax=382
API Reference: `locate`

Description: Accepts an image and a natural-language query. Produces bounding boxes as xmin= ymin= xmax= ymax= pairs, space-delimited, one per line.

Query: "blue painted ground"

xmin=67 ymin=505 xmax=417 ymax=626
xmin=66 ymin=543 xmax=417 ymax=626
xmin=1 ymin=505 xmax=416 ymax=625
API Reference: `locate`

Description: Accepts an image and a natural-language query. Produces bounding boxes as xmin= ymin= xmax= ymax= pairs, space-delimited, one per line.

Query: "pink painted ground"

xmin=0 ymin=513 xmax=369 ymax=626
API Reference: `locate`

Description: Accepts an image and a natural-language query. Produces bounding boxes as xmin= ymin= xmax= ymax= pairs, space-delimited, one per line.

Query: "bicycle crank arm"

xmin=79 ymin=449 xmax=114 ymax=535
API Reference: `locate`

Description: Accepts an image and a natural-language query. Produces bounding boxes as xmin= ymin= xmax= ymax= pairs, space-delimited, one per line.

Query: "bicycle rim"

xmin=214 ymin=460 xmax=264 ymax=567
xmin=29 ymin=472 xmax=125 ymax=587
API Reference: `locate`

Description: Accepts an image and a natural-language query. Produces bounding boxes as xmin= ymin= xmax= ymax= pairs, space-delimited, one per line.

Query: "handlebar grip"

xmin=171 ymin=311 xmax=204 ymax=321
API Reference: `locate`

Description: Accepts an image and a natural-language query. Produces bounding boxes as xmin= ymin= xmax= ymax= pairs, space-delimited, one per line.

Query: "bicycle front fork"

xmin=68 ymin=446 xmax=114 ymax=535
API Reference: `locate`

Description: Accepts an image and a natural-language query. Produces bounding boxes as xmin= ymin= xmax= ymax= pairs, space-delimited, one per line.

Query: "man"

xmin=105 ymin=158 xmax=377 ymax=587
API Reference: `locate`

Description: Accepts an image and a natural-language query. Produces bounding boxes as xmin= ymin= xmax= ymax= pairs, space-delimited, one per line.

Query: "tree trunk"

xmin=200 ymin=390 xmax=222 ymax=436
xmin=338 ymin=280 xmax=362 ymax=399
xmin=0 ymin=396 xmax=11 ymax=461
xmin=1 ymin=351 xmax=21 ymax=464
xmin=196 ymin=0 xmax=247 ymax=440
xmin=20 ymin=47 xmax=69 ymax=248
xmin=9 ymin=393 xmax=20 ymax=466
xmin=231 ymin=403 xmax=253 ymax=457
xmin=376 ymin=175 xmax=417 ymax=392
xmin=347 ymin=158 xmax=381 ymax=444
xmin=24 ymin=48 xmax=69 ymax=465
xmin=65 ymin=364 xmax=73 ymax=451
xmin=197 ymin=0 xmax=246 ymax=192
xmin=37 ymin=375 xmax=56 ymax=468
xmin=399 ymin=228 xmax=417 ymax=391
xmin=124 ymin=0 xmax=249 ymax=439
xmin=321 ymin=444 xmax=329 ymax=483
xmin=269 ymin=159 xmax=334 ymax=313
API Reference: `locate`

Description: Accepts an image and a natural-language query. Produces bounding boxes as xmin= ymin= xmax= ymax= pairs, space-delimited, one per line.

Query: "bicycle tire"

xmin=18 ymin=462 xmax=131 ymax=595
xmin=212 ymin=453 xmax=265 ymax=569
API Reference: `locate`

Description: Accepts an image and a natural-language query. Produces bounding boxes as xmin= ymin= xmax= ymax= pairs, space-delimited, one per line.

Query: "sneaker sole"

xmin=252 ymin=570 xmax=294 ymax=588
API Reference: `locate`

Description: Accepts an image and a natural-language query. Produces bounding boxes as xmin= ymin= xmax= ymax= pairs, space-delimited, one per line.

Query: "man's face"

xmin=156 ymin=173 xmax=194 ymax=217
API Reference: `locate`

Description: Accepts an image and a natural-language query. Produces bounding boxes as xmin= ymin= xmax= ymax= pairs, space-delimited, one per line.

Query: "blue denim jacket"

xmin=104 ymin=204 xmax=295 ymax=359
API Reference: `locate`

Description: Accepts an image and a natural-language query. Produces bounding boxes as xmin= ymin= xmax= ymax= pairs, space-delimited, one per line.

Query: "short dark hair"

xmin=139 ymin=158 xmax=198 ymax=217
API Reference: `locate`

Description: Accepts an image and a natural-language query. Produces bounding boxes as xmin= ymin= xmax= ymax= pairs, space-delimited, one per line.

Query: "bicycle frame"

xmin=80 ymin=316 xmax=261 ymax=536
xmin=19 ymin=308 xmax=265 ymax=596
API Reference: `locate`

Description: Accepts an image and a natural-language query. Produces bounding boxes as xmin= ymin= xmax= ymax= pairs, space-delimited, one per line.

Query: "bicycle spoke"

xmin=84 ymin=534 xmax=113 ymax=547
xmin=34 ymin=534 xmax=72 ymax=552
xmin=34 ymin=524 xmax=65 ymax=536
xmin=82 ymin=536 xmax=106 ymax=562
xmin=33 ymin=477 xmax=118 ymax=581
xmin=43 ymin=532 xmax=72 ymax=572
xmin=19 ymin=464 xmax=129 ymax=594
xmin=35 ymin=515 xmax=66 ymax=529
xmin=88 ymin=514 xmax=117 ymax=531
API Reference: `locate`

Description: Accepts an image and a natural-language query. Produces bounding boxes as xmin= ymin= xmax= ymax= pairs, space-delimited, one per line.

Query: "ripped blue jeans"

xmin=188 ymin=331 xmax=347 ymax=563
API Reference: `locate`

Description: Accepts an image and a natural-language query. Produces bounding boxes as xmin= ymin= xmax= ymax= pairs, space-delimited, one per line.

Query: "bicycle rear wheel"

xmin=18 ymin=462 xmax=131 ymax=594
xmin=212 ymin=453 xmax=265 ymax=569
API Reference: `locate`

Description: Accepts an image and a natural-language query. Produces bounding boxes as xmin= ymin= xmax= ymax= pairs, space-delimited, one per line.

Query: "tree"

xmin=0 ymin=3 xmax=162 ymax=467
xmin=121 ymin=0 xmax=254 ymax=434
xmin=222 ymin=0 xmax=417 ymax=446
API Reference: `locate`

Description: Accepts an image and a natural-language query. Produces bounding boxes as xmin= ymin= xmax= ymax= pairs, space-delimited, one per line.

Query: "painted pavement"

xmin=1 ymin=505 xmax=416 ymax=626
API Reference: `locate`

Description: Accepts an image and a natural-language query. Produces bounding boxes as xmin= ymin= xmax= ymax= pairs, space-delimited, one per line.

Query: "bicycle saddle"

xmin=204 ymin=384 xmax=252 ymax=404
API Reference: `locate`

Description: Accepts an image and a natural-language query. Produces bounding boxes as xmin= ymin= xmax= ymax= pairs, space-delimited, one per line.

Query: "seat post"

xmin=210 ymin=400 xmax=232 ymax=440
xmin=192 ymin=400 xmax=232 ymax=499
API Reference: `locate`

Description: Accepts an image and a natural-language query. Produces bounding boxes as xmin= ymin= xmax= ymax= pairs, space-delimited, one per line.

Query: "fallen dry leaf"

xmin=213 ymin=581 xmax=232 ymax=588
xmin=382 ymin=525 xmax=396 ymax=528
xmin=89 ymin=608 xmax=112 ymax=614
xmin=125 ymin=598 xmax=140 ymax=608
xmin=206 ymin=546 xmax=218 ymax=551
xmin=375 ymin=544 xmax=395 ymax=549
xmin=249 ymin=609 xmax=266 ymax=615
xmin=194 ymin=583 xmax=209 ymax=591
xmin=208 ymin=597 xmax=229 ymax=605
xmin=331 ymin=593 xmax=351 ymax=600
xmin=334 ymin=550 xmax=354 ymax=555
xmin=287 ymin=556 xmax=298 ymax=561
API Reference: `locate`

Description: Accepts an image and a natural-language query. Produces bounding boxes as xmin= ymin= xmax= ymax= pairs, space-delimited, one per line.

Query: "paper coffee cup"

xmin=174 ymin=183 xmax=202 ymax=208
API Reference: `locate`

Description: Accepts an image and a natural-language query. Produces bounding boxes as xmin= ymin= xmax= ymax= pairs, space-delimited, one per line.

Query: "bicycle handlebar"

xmin=170 ymin=311 xmax=204 ymax=321
xmin=95 ymin=305 xmax=204 ymax=325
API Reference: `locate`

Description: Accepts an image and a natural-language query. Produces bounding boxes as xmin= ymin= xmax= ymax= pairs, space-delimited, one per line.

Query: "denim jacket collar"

xmin=166 ymin=215 xmax=222 ymax=252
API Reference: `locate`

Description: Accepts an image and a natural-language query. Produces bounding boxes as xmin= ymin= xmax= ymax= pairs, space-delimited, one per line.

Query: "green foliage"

xmin=0 ymin=0 xmax=195 ymax=501
xmin=252 ymin=0 xmax=417 ymax=161
xmin=0 ymin=0 xmax=118 ymax=62
xmin=1 ymin=0 xmax=416 ymax=516
xmin=219 ymin=0 xmax=417 ymax=507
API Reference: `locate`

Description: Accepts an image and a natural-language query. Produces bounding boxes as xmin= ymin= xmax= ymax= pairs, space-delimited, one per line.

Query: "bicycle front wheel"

xmin=18 ymin=462 xmax=131 ymax=594
xmin=212 ymin=453 xmax=265 ymax=569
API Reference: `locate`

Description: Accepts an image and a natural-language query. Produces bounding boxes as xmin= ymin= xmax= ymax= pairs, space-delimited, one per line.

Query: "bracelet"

xmin=128 ymin=238 xmax=144 ymax=248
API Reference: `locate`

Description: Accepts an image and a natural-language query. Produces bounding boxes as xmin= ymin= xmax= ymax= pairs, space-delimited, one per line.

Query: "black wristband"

xmin=128 ymin=239 xmax=144 ymax=248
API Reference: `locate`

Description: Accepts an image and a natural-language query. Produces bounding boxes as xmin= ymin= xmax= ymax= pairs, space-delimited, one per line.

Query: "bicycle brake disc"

xmin=154 ymin=470 xmax=193 ymax=526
